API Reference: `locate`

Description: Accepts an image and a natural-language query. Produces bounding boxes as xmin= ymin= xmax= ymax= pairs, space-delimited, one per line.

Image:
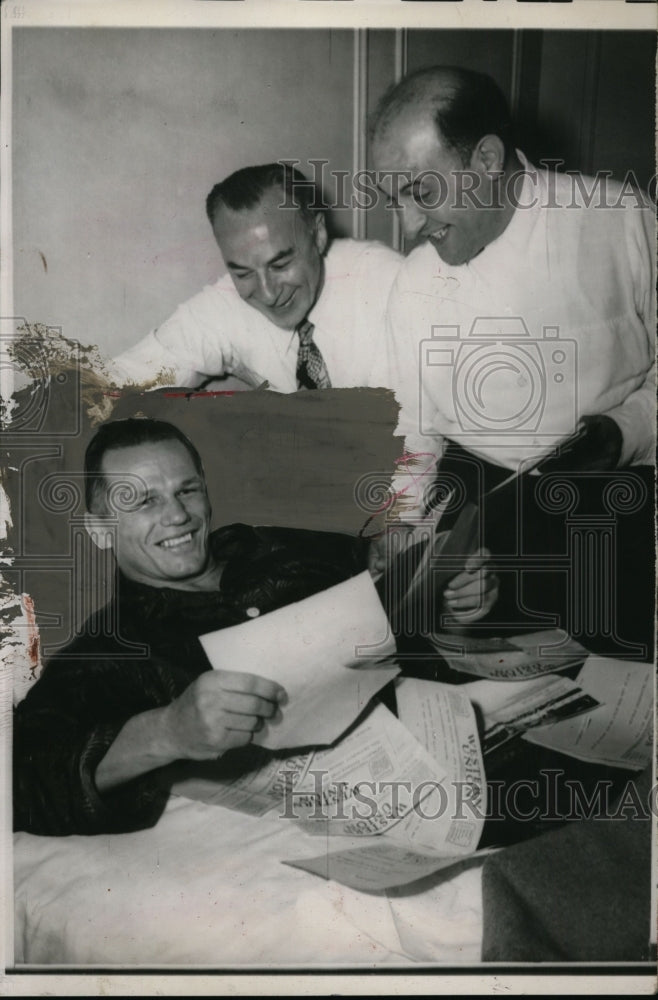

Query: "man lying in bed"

xmin=14 ymin=418 xmax=497 ymax=836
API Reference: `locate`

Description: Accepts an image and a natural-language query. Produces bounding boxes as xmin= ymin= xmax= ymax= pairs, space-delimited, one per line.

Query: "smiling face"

xmin=373 ymin=113 xmax=505 ymax=266
xmin=91 ymin=440 xmax=214 ymax=590
xmin=211 ymin=187 xmax=328 ymax=330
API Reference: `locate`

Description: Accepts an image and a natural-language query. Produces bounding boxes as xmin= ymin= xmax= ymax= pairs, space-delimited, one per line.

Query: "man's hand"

xmin=442 ymin=547 xmax=498 ymax=623
xmin=95 ymin=670 xmax=286 ymax=792
xmin=367 ymin=524 xmax=417 ymax=578
xmin=537 ymin=415 xmax=623 ymax=474
xmin=368 ymin=526 xmax=499 ymax=627
xmin=162 ymin=670 xmax=286 ymax=760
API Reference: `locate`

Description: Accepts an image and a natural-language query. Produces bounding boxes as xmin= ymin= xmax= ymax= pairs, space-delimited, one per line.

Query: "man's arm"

xmin=95 ymin=670 xmax=285 ymax=792
xmin=110 ymin=282 xmax=238 ymax=389
xmin=604 ymin=201 xmax=656 ymax=467
xmin=13 ymin=652 xmax=283 ymax=836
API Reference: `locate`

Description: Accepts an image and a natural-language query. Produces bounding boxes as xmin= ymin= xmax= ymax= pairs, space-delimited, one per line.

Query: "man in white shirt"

xmin=370 ymin=66 xmax=655 ymax=651
xmin=111 ymin=162 xmax=403 ymax=392
xmin=371 ymin=65 xmax=654 ymax=499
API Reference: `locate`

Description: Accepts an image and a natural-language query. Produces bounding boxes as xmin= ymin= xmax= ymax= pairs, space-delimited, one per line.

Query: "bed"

xmin=13 ymin=793 xmax=485 ymax=967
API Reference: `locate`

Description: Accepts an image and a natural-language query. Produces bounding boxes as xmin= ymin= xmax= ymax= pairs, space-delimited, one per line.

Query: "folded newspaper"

xmin=279 ymin=688 xmax=489 ymax=890
xmin=427 ymin=628 xmax=589 ymax=681
xmin=522 ymin=656 xmax=654 ymax=769
xmin=466 ymin=655 xmax=654 ymax=770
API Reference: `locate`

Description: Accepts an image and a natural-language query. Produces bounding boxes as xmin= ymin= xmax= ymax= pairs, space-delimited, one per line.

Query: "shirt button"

xmin=246 ymin=606 xmax=261 ymax=619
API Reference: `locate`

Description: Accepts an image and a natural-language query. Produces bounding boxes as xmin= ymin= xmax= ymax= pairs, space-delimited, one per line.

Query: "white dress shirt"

xmin=376 ymin=154 xmax=656 ymax=516
xmin=111 ymin=238 xmax=402 ymax=391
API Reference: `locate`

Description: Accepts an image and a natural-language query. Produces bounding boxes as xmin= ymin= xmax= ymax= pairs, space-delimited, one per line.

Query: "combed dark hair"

xmin=205 ymin=162 xmax=322 ymax=228
xmin=371 ymin=66 xmax=514 ymax=166
xmin=84 ymin=418 xmax=204 ymax=513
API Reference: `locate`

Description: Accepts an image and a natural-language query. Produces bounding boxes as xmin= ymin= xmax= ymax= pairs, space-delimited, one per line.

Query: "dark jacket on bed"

xmin=14 ymin=524 xmax=367 ymax=837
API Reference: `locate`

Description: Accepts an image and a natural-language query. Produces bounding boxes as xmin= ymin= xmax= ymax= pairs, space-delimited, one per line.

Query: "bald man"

xmin=370 ymin=66 xmax=655 ymax=650
xmin=371 ymin=66 xmax=654 ymax=503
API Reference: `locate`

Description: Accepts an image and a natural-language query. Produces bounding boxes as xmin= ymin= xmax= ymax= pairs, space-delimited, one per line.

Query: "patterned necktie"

xmin=295 ymin=319 xmax=332 ymax=390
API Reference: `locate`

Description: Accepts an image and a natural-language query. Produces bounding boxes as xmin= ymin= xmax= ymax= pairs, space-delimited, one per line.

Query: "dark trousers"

xmin=433 ymin=441 xmax=655 ymax=660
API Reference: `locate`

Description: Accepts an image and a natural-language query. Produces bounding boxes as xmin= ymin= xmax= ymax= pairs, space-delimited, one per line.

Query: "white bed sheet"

xmin=13 ymin=795 xmax=484 ymax=967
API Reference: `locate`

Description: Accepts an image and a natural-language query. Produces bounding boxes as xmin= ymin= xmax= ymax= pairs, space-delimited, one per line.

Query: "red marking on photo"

xmin=163 ymin=391 xmax=237 ymax=398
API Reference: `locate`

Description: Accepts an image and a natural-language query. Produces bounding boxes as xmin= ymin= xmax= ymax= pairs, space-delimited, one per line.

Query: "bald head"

xmin=370 ymin=65 xmax=514 ymax=167
xmin=371 ymin=66 xmax=521 ymax=264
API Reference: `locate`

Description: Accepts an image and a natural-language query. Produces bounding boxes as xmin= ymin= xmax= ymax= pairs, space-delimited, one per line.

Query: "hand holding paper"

xmin=162 ymin=669 xmax=287 ymax=760
xmin=199 ymin=571 xmax=398 ymax=750
xmin=442 ymin=547 xmax=499 ymax=622
xmin=375 ymin=504 xmax=497 ymax=631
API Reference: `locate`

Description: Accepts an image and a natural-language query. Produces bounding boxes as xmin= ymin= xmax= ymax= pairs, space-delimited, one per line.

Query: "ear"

xmin=470 ymin=135 xmax=506 ymax=177
xmin=84 ymin=511 xmax=114 ymax=551
xmin=312 ymin=212 xmax=329 ymax=255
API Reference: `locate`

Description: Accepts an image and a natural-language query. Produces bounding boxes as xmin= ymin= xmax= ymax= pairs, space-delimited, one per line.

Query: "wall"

xmin=12 ymin=28 xmax=356 ymax=356
xmin=12 ymin=28 xmax=656 ymax=358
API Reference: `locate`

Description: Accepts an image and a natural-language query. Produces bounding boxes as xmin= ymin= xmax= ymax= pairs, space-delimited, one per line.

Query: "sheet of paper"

xmin=427 ymin=627 xmax=588 ymax=680
xmin=199 ymin=571 xmax=398 ymax=750
xmin=393 ymin=679 xmax=486 ymax=854
xmin=465 ymin=674 xmax=566 ymax=723
xmin=289 ymin=693 xmax=484 ymax=856
xmin=523 ymin=656 xmax=655 ymax=769
xmin=288 ymin=702 xmax=449 ymax=839
xmin=466 ymin=673 xmax=598 ymax=729
xmin=168 ymin=746 xmax=314 ymax=816
xmin=476 ymin=675 xmax=598 ymax=756
xmin=486 ymin=675 xmax=597 ymax=729
xmin=284 ymin=839 xmax=492 ymax=892
xmin=285 ymin=678 xmax=491 ymax=892
xmin=283 ymin=686 xmax=491 ymax=892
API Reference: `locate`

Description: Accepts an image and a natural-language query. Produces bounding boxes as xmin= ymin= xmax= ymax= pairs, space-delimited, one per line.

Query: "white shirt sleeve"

xmin=110 ymin=282 xmax=237 ymax=388
xmin=606 ymin=204 xmax=657 ymax=466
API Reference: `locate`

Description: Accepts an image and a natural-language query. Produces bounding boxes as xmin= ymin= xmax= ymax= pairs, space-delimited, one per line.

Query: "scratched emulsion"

xmin=4 ymin=325 xmax=404 ymax=663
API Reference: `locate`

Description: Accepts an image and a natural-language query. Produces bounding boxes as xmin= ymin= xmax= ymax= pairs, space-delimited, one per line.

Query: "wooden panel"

xmin=592 ymin=31 xmax=656 ymax=188
xmin=365 ymin=28 xmax=399 ymax=246
xmin=405 ymin=29 xmax=517 ymax=102
xmin=535 ymin=30 xmax=656 ymax=182
xmin=534 ymin=31 xmax=602 ymax=173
